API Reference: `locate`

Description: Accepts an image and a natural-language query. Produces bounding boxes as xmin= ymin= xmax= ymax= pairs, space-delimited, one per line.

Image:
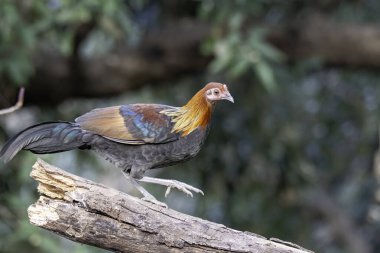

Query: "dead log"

xmin=27 ymin=159 xmax=313 ymax=253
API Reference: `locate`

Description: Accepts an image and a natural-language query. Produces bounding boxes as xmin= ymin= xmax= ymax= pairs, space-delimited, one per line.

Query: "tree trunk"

xmin=27 ymin=159 xmax=313 ymax=253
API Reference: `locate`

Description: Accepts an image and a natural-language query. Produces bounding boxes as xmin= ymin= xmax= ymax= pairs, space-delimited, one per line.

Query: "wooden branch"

xmin=27 ymin=159 xmax=313 ymax=253
xmin=0 ymin=87 xmax=25 ymax=115
xmin=268 ymin=14 xmax=380 ymax=67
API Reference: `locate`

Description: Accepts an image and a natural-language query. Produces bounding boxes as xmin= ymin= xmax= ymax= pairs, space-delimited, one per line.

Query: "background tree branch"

xmin=25 ymin=19 xmax=211 ymax=106
xmin=27 ymin=159 xmax=313 ymax=253
xmin=9 ymin=13 xmax=380 ymax=106
xmin=0 ymin=88 xmax=24 ymax=115
xmin=268 ymin=14 xmax=380 ymax=67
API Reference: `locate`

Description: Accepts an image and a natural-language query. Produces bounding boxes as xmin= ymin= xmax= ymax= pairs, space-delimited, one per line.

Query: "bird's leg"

xmin=138 ymin=177 xmax=204 ymax=198
xmin=121 ymin=172 xmax=167 ymax=208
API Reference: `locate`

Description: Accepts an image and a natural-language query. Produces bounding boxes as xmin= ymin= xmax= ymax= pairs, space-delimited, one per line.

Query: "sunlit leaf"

xmin=229 ymin=58 xmax=250 ymax=78
xmin=253 ymin=38 xmax=285 ymax=62
xmin=255 ymin=62 xmax=277 ymax=92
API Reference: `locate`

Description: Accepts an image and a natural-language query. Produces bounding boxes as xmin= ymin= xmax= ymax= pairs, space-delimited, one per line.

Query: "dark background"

xmin=1 ymin=1 xmax=380 ymax=252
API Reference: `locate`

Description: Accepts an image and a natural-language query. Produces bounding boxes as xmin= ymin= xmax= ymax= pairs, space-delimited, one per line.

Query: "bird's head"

xmin=161 ymin=82 xmax=234 ymax=136
xmin=204 ymin=82 xmax=234 ymax=104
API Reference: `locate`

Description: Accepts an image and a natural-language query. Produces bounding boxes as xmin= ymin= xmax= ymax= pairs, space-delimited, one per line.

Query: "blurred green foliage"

xmin=1 ymin=1 xmax=380 ymax=253
xmin=200 ymin=0 xmax=285 ymax=91
xmin=0 ymin=0 xmax=135 ymax=86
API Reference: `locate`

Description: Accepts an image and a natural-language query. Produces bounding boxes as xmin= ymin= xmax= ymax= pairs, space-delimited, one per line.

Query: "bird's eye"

xmin=213 ymin=90 xmax=219 ymax=95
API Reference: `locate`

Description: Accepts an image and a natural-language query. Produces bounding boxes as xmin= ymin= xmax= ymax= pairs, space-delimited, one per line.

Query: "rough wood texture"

xmin=27 ymin=159 xmax=313 ymax=253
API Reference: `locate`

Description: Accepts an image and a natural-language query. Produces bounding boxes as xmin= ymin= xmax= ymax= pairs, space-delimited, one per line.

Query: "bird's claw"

xmin=163 ymin=180 xmax=204 ymax=198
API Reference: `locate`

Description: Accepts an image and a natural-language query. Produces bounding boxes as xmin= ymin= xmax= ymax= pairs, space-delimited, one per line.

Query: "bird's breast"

xmin=91 ymin=127 xmax=209 ymax=174
xmin=149 ymin=127 xmax=208 ymax=168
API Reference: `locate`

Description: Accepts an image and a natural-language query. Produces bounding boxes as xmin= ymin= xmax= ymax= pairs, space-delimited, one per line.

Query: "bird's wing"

xmin=75 ymin=104 xmax=179 ymax=144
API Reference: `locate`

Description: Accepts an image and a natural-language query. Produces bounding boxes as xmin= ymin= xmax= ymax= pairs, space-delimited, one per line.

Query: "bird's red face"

xmin=205 ymin=83 xmax=234 ymax=104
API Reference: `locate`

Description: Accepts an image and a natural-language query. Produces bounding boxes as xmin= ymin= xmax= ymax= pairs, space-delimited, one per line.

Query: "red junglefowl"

xmin=0 ymin=82 xmax=234 ymax=207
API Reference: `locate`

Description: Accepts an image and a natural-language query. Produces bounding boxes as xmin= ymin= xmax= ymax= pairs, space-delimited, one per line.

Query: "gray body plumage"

xmin=91 ymin=127 xmax=208 ymax=179
xmin=0 ymin=121 xmax=209 ymax=180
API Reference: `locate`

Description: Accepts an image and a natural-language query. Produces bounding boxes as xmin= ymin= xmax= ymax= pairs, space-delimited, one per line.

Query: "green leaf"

xmin=255 ymin=62 xmax=277 ymax=92
xmin=229 ymin=12 xmax=244 ymax=30
xmin=254 ymin=40 xmax=285 ymax=62
xmin=209 ymin=40 xmax=233 ymax=73
xmin=229 ymin=58 xmax=250 ymax=78
xmin=59 ymin=32 xmax=74 ymax=55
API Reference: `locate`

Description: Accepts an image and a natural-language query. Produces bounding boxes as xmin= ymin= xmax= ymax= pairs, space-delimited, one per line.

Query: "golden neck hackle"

xmin=161 ymin=89 xmax=213 ymax=136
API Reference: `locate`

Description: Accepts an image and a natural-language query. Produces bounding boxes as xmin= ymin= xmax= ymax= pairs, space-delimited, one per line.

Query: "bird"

xmin=0 ymin=82 xmax=234 ymax=206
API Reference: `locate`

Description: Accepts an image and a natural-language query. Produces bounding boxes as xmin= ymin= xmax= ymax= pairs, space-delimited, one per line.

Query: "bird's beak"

xmin=222 ymin=91 xmax=234 ymax=103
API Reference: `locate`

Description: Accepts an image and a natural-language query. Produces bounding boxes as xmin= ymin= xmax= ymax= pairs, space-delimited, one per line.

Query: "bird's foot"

xmin=164 ymin=180 xmax=204 ymax=198
xmin=141 ymin=196 xmax=168 ymax=208
xmin=139 ymin=177 xmax=204 ymax=198
xmin=122 ymin=171 xmax=168 ymax=208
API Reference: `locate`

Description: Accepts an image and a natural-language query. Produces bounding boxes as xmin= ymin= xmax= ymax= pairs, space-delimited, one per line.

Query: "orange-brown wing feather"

xmin=75 ymin=104 xmax=179 ymax=144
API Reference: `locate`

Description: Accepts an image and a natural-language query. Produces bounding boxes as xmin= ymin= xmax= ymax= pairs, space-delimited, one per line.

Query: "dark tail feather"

xmin=0 ymin=122 xmax=90 ymax=163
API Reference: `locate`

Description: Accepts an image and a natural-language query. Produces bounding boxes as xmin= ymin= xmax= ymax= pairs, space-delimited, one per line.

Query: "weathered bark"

xmin=28 ymin=159 xmax=313 ymax=253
